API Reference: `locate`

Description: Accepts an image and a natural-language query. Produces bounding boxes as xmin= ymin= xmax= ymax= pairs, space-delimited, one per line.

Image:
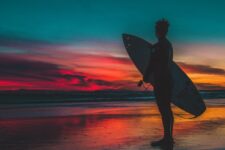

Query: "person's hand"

xmin=143 ymin=75 xmax=148 ymax=83
xmin=137 ymin=80 xmax=143 ymax=87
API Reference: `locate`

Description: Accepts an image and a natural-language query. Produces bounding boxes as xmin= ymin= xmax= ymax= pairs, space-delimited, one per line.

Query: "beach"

xmin=0 ymin=99 xmax=225 ymax=150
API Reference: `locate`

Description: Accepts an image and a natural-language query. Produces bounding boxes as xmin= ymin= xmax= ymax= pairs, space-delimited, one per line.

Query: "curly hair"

xmin=155 ymin=19 xmax=169 ymax=37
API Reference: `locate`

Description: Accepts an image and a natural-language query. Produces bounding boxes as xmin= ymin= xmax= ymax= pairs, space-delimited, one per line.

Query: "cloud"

xmin=87 ymin=79 xmax=114 ymax=86
xmin=0 ymin=33 xmax=54 ymax=53
xmin=177 ymin=62 xmax=225 ymax=75
xmin=0 ymin=34 xmax=136 ymax=91
xmin=196 ymin=83 xmax=225 ymax=90
xmin=0 ymin=54 xmax=125 ymax=90
xmin=0 ymin=54 xmax=61 ymax=81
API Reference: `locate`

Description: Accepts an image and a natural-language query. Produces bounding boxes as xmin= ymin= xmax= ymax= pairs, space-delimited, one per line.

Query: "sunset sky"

xmin=0 ymin=0 xmax=225 ymax=91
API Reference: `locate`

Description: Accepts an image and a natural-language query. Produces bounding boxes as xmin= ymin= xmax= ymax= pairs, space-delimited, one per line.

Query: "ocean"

xmin=0 ymin=91 xmax=225 ymax=150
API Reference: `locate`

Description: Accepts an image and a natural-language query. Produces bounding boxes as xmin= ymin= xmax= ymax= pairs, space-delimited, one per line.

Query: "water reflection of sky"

xmin=0 ymin=101 xmax=225 ymax=150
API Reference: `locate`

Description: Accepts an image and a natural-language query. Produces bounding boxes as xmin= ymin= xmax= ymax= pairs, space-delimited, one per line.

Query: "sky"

xmin=0 ymin=0 xmax=225 ymax=91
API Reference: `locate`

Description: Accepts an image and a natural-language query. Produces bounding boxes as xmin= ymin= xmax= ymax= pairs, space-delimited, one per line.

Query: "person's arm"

xmin=143 ymin=45 xmax=157 ymax=82
xmin=143 ymin=58 xmax=153 ymax=82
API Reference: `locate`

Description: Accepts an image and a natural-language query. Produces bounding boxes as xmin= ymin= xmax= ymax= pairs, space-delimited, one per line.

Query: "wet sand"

xmin=0 ymin=100 xmax=225 ymax=150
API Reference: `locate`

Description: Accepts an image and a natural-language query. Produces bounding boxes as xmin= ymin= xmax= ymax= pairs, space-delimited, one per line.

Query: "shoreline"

xmin=0 ymin=99 xmax=225 ymax=120
xmin=0 ymin=100 xmax=225 ymax=150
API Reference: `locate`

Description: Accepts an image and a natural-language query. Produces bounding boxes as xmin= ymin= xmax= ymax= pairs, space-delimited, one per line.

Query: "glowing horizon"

xmin=0 ymin=0 xmax=224 ymax=91
xmin=0 ymin=40 xmax=224 ymax=91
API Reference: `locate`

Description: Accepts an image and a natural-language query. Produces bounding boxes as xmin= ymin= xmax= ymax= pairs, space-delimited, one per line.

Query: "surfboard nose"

xmin=122 ymin=33 xmax=130 ymax=41
xmin=122 ymin=33 xmax=129 ymax=38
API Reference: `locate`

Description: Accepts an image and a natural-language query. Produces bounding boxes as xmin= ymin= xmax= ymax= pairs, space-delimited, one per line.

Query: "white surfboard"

xmin=122 ymin=33 xmax=206 ymax=117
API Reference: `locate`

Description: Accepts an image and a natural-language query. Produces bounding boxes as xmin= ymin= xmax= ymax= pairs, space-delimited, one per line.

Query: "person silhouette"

xmin=143 ymin=19 xmax=174 ymax=147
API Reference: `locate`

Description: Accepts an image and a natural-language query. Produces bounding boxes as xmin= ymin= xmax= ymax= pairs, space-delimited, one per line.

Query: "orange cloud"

xmin=177 ymin=62 xmax=225 ymax=90
xmin=177 ymin=62 xmax=225 ymax=75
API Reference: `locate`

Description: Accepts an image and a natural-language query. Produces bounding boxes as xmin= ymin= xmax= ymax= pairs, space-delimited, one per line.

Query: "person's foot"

xmin=151 ymin=137 xmax=174 ymax=147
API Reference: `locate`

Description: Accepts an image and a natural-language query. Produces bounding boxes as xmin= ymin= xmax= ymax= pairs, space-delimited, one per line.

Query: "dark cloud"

xmin=0 ymin=56 xmax=58 ymax=72
xmin=177 ymin=62 xmax=225 ymax=75
xmin=0 ymin=33 xmax=51 ymax=48
xmin=196 ymin=83 xmax=225 ymax=90
xmin=0 ymin=55 xmax=61 ymax=81
xmin=87 ymin=79 xmax=113 ymax=86
xmin=0 ymin=33 xmax=58 ymax=55
xmin=61 ymin=74 xmax=85 ymax=81
xmin=0 ymin=55 xmax=86 ymax=83
xmin=0 ymin=55 xmax=117 ymax=89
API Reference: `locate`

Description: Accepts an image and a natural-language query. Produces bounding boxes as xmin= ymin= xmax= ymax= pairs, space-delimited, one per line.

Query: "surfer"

xmin=143 ymin=19 xmax=174 ymax=147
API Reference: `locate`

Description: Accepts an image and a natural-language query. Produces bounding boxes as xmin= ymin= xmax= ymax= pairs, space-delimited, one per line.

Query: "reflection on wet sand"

xmin=0 ymin=101 xmax=225 ymax=150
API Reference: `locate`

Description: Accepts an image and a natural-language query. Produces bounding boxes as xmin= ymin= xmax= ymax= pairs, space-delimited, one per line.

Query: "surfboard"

xmin=122 ymin=33 xmax=206 ymax=117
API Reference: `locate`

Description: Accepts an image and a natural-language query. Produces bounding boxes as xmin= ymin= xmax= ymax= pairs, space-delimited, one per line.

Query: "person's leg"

xmin=151 ymin=87 xmax=174 ymax=146
xmin=159 ymin=99 xmax=174 ymax=140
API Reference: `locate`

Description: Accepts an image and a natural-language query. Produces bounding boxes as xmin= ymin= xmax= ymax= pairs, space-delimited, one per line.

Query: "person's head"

xmin=155 ymin=19 xmax=169 ymax=39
